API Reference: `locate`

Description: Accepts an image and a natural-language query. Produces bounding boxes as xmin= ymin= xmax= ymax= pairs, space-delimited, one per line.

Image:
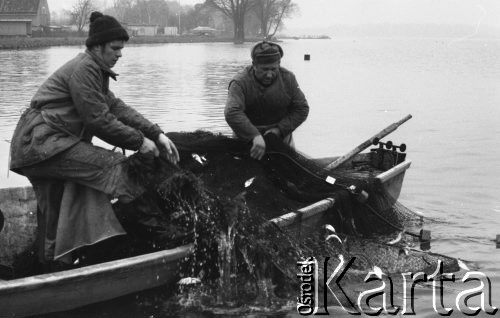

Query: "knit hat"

xmin=85 ymin=11 xmax=129 ymax=48
xmin=251 ymin=41 xmax=283 ymax=64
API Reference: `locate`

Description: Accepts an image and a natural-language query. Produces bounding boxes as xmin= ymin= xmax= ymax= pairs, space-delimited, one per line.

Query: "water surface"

xmin=0 ymin=38 xmax=499 ymax=316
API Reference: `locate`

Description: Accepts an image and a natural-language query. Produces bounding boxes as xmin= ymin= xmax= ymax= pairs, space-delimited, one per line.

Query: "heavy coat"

xmin=10 ymin=50 xmax=162 ymax=173
xmin=224 ymin=65 xmax=309 ymax=141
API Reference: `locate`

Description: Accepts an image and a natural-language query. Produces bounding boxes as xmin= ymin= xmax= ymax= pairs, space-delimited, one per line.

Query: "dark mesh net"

xmin=117 ymin=131 xmax=442 ymax=267
xmin=162 ymin=131 xmax=422 ymax=235
xmin=110 ymin=131 xmax=459 ymax=314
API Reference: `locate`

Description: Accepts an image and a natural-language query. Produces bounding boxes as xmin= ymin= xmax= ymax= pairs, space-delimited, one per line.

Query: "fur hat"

xmin=251 ymin=41 xmax=283 ymax=64
xmin=85 ymin=11 xmax=129 ymax=48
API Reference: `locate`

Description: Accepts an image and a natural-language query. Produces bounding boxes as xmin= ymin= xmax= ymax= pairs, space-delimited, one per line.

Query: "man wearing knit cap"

xmin=9 ymin=12 xmax=179 ymax=268
xmin=225 ymin=41 xmax=309 ymax=160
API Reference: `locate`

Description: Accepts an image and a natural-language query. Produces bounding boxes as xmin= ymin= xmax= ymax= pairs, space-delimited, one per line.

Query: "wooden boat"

xmin=0 ymin=145 xmax=411 ymax=317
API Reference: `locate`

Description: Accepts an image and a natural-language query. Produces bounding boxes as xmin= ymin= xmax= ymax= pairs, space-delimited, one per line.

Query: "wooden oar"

xmin=325 ymin=114 xmax=412 ymax=170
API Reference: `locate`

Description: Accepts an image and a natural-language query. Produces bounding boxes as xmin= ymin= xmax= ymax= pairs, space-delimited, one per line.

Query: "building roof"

xmin=192 ymin=26 xmax=217 ymax=32
xmin=0 ymin=19 xmax=32 ymax=22
xmin=0 ymin=0 xmax=41 ymax=14
xmin=126 ymin=24 xmax=159 ymax=27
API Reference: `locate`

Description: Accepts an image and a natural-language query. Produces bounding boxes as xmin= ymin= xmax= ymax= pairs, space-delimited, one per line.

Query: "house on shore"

xmin=0 ymin=0 xmax=50 ymax=36
xmin=191 ymin=26 xmax=220 ymax=37
xmin=127 ymin=24 xmax=160 ymax=37
xmin=163 ymin=26 xmax=178 ymax=36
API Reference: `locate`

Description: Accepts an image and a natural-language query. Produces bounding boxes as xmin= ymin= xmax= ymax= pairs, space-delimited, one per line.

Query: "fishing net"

xmin=117 ymin=135 xmax=440 ymax=278
xmin=101 ymin=130 xmax=461 ymax=315
xmin=113 ymin=131 xmax=428 ymax=251
xmin=162 ymin=130 xmax=423 ymax=236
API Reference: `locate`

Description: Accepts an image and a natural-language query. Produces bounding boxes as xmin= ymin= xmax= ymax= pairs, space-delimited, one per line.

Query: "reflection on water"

xmin=1 ymin=39 xmax=500 ymax=317
xmin=0 ymin=50 xmax=49 ymax=131
xmin=110 ymin=43 xmax=251 ymax=133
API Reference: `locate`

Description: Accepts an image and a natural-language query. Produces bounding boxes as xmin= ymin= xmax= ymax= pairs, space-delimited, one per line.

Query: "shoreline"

xmin=0 ymin=35 xmax=264 ymax=50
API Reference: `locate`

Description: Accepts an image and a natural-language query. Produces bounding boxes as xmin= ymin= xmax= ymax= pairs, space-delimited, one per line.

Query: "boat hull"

xmin=0 ymin=245 xmax=191 ymax=317
xmin=0 ymin=153 xmax=411 ymax=316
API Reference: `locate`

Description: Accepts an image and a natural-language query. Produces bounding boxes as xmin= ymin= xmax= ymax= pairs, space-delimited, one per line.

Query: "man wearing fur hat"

xmin=9 ymin=12 xmax=179 ymax=267
xmin=225 ymin=41 xmax=309 ymax=160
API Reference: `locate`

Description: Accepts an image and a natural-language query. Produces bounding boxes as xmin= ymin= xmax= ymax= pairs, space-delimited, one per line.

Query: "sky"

xmin=47 ymin=0 xmax=500 ymax=29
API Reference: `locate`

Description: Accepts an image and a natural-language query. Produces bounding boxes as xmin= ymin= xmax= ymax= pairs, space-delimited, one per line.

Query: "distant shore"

xmin=0 ymin=35 xmax=264 ymax=50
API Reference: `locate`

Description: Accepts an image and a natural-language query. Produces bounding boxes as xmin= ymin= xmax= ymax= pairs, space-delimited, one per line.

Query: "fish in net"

xmin=107 ymin=131 xmax=459 ymax=315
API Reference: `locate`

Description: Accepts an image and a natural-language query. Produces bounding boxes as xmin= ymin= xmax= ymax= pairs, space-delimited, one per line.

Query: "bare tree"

xmin=205 ymin=0 xmax=254 ymax=43
xmin=135 ymin=0 xmax=169 ymax=26
xmin=70 ymin=0 xmax=96 ymax=34
xmin=184 ymin=3 xmax=212 ymax=31
xmin=253 ymin=0 xmax=296 ymax=39
xmin=109 ymin=0 xmax=133 ymax=22
xmin=105 ymin=0 xmax=170 ymax=27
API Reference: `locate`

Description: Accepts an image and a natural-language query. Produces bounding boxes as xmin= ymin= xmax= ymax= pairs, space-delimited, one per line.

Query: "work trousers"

xmin=21 ymin=141 xmax=146 ymax=263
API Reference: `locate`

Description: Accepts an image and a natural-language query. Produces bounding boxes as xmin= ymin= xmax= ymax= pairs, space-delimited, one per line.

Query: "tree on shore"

xmin=136 ymin=0 xmax=169 ymax=26
xmin=70 ymin=0 xmax=96 ymax=34
xmin=106 ymin=0 xmax=169 ymax=27
xmin=252 ymin=0 xmax=297 ymax=39
xmin=108 ymin=0 xmax=133 ymax=22
xmin=204 ymin=0 xmax=254 ymax=43
xmin=183 ymin=3 xmax=212 ymax=32
xmin=165 ymin=1 xmax=183 ymax=32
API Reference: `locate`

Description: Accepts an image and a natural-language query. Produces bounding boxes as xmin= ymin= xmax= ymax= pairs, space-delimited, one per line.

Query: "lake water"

xmin=0 ymin=38 xmax=499 ymax=317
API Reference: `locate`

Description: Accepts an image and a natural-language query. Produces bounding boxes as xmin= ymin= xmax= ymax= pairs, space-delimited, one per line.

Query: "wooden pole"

xmin=269 ymin=198 xmax=336 ymax=228
xmin=326 ymin=114 xmax=412 ymax=170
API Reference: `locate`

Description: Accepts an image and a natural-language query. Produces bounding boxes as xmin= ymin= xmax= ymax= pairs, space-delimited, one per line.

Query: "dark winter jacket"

xmin=10 ymin=50 xmax=162 ymax=173
xmin=224 ymin=65 xmax=309 ymax=141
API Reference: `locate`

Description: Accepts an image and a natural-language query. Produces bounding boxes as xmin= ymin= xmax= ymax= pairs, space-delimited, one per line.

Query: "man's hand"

xmin=250 ymin=135 xmax=266 ymax=160
xmin=139 ymin=137 xmax=159 ymax=157
xmin=157 ymin=133 xmax=180 ymax=164
xmin=264 ymin=127 xmax=281 ymax=137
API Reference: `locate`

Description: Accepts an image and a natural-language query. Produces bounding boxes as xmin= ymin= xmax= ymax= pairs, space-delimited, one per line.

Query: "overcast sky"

xmin=47 ymin=0 xmax=500 ymax=28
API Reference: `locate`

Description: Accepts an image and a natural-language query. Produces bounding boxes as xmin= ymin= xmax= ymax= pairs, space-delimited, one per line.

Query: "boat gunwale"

xmin=0 ymin=244 xmax=193 ymax=293
xmin=375 ymin=160 xmax=412 ymax=183
xmin=270 ymin=198 xmax=336 ymax=228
